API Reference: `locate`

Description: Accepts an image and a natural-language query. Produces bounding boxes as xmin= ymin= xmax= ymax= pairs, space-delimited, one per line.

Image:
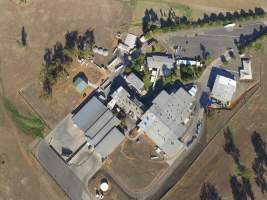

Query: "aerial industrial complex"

xmin=36 ymin=15 xmax=259 ymax=200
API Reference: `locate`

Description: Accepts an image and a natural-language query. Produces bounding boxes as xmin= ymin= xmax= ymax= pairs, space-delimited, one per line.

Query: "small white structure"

xmin=117 ymin=33 xmax=138 ymax=53
xmin=100 ymin=182 xmax=109 ymax=192
xmin=117 ymin=42 xmax=129 ymax=52
xmin=211 ymin=75 xmax=237 ymax=105
xmin=124 ymin=33 xmax=137 ymax=50
xmin=224 ymin=23 xmax=236 ymax=29
xmin=106 ymin=57 xmax=122 ymax=71
xmin=93 ymin=47 xmax=109 ymax=57
xmin=140 ymin=35 xmax=146 ymax=43
xmin=176 ymin=59 xmax=202 ymax=67
xmin=188 ymin=85 xmax=198 ymax=97
xmin=240 ymin=59 xmax=252 ymax=80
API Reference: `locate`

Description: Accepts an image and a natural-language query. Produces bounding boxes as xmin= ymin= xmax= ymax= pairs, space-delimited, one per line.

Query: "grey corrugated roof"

xmin=72 ymin=97 xmax=107 ymax=132
xmin=94 ymin=127 xmax=124 ymax=158
xmin=126 ymin=73 xmax=144 ymax=91
xmin=87 ymin=116 xmax=121 ymax=147
xmin=85 ymin=110 xmax=114 ymax=139
xmin=146 ymin=55 xmax=174 ymax=76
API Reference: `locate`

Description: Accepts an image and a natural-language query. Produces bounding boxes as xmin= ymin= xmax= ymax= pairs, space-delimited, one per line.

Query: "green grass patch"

xmin=130 ymin=0 xmax=138 ymax=6
xmin=236 ymin=166 xmax=252 ymax=179
xmin=173 ymin=3 xmax=192 ymax=18
xmin=251 ymin=40 xmax=263 ymax=50
xmin=180 ymin=65 xmax=204 ymax=82
xmin=3 ymin=98 xmax=44 ymax=138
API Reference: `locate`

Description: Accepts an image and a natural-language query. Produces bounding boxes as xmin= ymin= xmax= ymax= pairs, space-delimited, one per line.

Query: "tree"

xmin=21 ymin=26 xmax=27 ymax=46
xmin=223 ymin=127 xmax=240 ymax=166
xmin=200 ymin=182 xmax=221 ymax=200
xmin=251 ymin=131 xmax=267 ymax=164
xmin=230 ymin=175 xmax=247 ymax=200
xmin=65 ymin=31 xmax=78 ymax=50
xmin=242 ymin=177 xmax=255 ymax=200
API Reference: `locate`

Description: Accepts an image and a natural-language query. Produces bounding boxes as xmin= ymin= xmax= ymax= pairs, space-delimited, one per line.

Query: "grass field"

xmin=3 ymin=98 xmax=44 ymax=138
xmin=128 ymin=0 xmax=267 ymax=29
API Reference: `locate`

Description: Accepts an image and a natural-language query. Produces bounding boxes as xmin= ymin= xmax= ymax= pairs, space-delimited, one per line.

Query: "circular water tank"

xmin=100 ymin=178 xmax=109 ymax=192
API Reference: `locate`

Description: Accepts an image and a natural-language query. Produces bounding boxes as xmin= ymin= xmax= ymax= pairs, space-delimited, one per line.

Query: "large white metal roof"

xmin=211 ymin=75 xmax=237 ymax=104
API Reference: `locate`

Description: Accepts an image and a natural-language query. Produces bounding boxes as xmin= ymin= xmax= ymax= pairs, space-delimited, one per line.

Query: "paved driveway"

xmin=37 ymin=141 xmax=93 ymax=200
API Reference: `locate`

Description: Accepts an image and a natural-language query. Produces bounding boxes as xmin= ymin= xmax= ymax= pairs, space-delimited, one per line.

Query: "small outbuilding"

xmin=73 ymin=73 xmax=88 ymax=94
xmin=240 ymin=58 xmax=252 ymax=81
xmin=125 ymin=73 xmax=145 ymax=95
xmin=146 ymin=54 xmax=175 ymax=76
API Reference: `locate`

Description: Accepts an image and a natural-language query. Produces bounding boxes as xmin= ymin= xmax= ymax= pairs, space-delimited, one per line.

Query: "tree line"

xmin=40 ymin=29 xmax=94 ymax=97
xmin=143 ymin=7 xmax=265 ymax=35
xmin=235 ymin=25 xmax=267 ymax=53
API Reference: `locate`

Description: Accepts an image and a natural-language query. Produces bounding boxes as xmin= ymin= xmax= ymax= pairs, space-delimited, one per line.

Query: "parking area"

xmin=157 ymin=22 xmax=265 ymax=59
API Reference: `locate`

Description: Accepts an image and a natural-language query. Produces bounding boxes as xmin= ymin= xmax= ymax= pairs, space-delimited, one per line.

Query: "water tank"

xmin=100 ymin=178 xmax=109 ymax=192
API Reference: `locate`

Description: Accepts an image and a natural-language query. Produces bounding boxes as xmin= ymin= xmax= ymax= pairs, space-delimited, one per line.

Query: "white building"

xmin=106 ymin=56 xmax=122 ymax=71
xmin=211 ymin=75 xmax=237 ymax=105
xmin=240 ymin=59 xmax=252 ymax=80
xmin=138 ymin=88 xmax=195 ymax=157
xmin=146 ymin=54 xmax=175 ymax=76
xmin=117 ymin=33 xmax=137 ymax=54
xmin=176 ymin=59 xmax=202 ymax=67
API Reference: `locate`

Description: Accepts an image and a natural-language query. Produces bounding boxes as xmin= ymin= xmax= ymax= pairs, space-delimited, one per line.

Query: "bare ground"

xmin=0 ymin=0 xmax=132 ymax=199
xmin=107 ymin=134 xmax=168 ymax=191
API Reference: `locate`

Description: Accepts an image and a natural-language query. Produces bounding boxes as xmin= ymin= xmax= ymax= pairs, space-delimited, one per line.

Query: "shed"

xmin=73 ymin=75 xmax=88 ymax=93
xmin=125 ymin=73 xmax=144 ymax=93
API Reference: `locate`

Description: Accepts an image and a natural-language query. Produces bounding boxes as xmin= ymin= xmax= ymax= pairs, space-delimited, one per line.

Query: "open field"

xmin=107 ymin=134 xmax=168 ymax=190
xmin=0 ymin=0 xmax=132 ymax=199
xmin=162 ymin=47 xmax=267 ymax=200
xmin=127 ymin=0 xmax=267 ymax=27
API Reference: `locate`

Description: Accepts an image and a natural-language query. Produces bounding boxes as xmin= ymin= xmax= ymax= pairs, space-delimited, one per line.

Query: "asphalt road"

xmin=37 ymin=140 xmax=94 ymax=200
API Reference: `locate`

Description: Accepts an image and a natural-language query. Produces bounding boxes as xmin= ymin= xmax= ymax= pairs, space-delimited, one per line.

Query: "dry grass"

xmin=107 ymin=135 xmax=168 ymax=190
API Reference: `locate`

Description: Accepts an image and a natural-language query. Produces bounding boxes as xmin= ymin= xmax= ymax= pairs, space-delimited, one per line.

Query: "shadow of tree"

xmin=200 ymin=182 xmax=221 ymax=200
xmin=241 ymin=177 xmax=255 ymax=200
xmin=251 ymin=131 xmax=267 ymax=193
xmin=223 ymin=127 xmax=241 ymax=166
xmin=230 ymin=175 xmax=247 ymax=200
